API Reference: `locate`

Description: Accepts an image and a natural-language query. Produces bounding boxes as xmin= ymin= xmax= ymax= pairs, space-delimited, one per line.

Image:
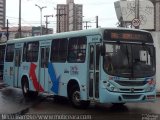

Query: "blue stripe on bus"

xmin=48 ymin=63 xmax=60 ymax=94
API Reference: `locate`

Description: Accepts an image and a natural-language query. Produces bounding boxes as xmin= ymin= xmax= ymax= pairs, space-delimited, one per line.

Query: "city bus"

xmin=3 ymin=28 xmax=156 ymax=108
xmin=0 ymin=43 xmax=6 ymax=80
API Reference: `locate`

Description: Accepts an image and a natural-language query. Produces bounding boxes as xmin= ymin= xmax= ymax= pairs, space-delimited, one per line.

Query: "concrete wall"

xmin=151 ymin=32 xmax=160 ymax=92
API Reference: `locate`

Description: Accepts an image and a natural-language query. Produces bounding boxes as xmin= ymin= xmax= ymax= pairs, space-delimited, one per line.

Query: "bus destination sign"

xmin=111 ymin=32 xmax=147 ymax=41
xmin=104 ymin=30 xmax=153 ymax=43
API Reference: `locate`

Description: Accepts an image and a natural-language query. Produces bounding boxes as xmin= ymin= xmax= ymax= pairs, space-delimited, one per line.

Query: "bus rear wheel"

xmin=70 ymin=86 xmax=90 ymax=109
xmin=22 ymin=79 xmax=30 ymax=98
xmin=21 ymin=78 xmax=38 ymax=98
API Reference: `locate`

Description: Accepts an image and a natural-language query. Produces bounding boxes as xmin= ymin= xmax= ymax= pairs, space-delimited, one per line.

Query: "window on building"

xmin=5 ymin=44 xmax=14 ymax=62
xmin=26 ymin=42 xmax=39 ymax=62
xmin=50 ymin=38 xmax=68 ymax=62
xmin=68 ymin=37 xmax=87 ymax=63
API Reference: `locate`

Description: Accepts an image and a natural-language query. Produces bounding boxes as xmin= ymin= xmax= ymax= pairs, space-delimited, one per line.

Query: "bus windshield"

xmin=103 ymin=43 xmax=155 ymax=78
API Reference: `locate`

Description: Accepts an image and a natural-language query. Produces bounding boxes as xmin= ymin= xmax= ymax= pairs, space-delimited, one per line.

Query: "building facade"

xmin=150 ymin=0 xmax=160 ymax=31
xmin=57 ymin=0 xmax=83 ymax=33
xmin=115 ymin=0 xmax=160 ymax=31
xmin=0 ymin=0 xmax=5 ymax=28
xmin=114 ymin=0 xmax=154 ymax=30
xmin=0 ymin=26 xmax=53 ymax=42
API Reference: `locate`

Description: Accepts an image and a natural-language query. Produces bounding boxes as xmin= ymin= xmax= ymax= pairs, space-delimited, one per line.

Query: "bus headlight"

xmin=145 ymin=79 xmax=156 ymax=92
xmin=145 ymin=85 xmax=155 ymax=92
xmin=104 ymin=81 xmax=119 ymax=92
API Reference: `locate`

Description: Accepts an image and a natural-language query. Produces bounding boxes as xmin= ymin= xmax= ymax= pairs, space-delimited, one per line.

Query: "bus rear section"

xmin=0 ymin=44 xmax=5 ymax=80
xmin=99 ymin=29 xmax=156 ymax=104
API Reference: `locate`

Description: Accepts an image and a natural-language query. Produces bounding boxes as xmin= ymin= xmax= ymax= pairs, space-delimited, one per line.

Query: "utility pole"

xmin=44 ymin=15 xmax=53 ymax=34
xmin=135 ymin=0 xmax=139 ymax=29
xmin=6 ymin=19 xmax=9 ymax=40
xmin=96 ymin=16 xmax=98 ymax=28
xmin=18 ymin=0 xmax=21 ymax=38
xmin=84 ymin=21 xmax=91 ymax=29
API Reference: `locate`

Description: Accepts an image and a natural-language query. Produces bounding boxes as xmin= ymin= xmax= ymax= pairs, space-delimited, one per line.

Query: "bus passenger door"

xmin=14 ymin=48 xmax=22 ymax=87
xmin=88 ymin=44 xmax=100 ymax=100
xmin=40 ymin=46 xmax=50 ymax=92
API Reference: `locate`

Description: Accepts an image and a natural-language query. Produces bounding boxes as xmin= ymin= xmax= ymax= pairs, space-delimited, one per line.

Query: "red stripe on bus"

xmin=29 ymin=63 xmax=44 ymax=92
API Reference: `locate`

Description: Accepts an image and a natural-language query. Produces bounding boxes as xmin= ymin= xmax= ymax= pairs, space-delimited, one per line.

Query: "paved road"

xmin=27 ymin=97 xmax=160 ymax=120
xmin=0 ymin=83 xmax=160 ymax=120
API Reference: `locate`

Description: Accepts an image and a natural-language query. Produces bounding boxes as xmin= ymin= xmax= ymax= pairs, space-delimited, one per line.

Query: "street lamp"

xmin=35 ymin=4 xmax=46 ymax=35
xmin=19 ymin=0 xmax=21 ymax=38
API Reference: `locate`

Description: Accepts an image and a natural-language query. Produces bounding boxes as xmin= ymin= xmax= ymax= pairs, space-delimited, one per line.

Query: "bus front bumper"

xmin=99 ymin=88 xmax=156 ymax=103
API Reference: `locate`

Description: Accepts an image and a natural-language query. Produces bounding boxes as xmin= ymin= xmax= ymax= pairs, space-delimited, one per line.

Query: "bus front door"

xmin=40 ymin=46 xmax=50 ymax=92
xmin=14 ymin=48 xmax=22 ymax=87
xmin=88 ymin=44 xmax=100 ymax=100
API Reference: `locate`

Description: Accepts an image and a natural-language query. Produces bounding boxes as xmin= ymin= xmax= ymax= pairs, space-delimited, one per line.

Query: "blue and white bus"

xmin=3 ymin=28 xmax=156 ymax=108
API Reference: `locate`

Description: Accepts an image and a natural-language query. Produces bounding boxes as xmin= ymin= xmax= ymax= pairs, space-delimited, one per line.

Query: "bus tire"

xmin=112 ymin=103 xmax=125 ymax=106
xmin=22 ymin=78 xmax=38 ymax=99
xmin=70 ymin=86 xmax=90 ymax=109
xmin=22 ymin=78 xmax=30 ymax=98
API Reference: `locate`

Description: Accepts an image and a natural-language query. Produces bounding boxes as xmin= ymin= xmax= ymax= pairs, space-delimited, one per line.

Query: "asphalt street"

xmin=0 ymin=82 xmax=159 ymax=120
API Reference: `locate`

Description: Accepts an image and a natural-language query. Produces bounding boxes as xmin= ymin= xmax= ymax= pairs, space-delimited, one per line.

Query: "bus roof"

xmin=6 ymin=27 xmax=151 ymax=44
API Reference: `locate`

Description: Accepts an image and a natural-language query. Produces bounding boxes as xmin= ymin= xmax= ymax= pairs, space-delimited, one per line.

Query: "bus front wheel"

xmin=70 ymin=86 xmax=90 ymax=109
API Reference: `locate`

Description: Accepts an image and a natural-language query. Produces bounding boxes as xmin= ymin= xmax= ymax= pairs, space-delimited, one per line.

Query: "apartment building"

xmin=57 ymin=0 xmax=83 ymax=33
xmin=0 ymin=0 xmax=5 ymax=28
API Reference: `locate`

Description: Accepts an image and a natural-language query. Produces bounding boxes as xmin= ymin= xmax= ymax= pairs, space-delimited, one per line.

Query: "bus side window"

xmin=51 ymin=39 xmax=59 ymax=62
xmin=68 ymin=39 xmax=77 ymax=62
xmin=89 ymin=46 xmax=94 ymax=70
xmin=22 ymin=43 xmax=26 ymax=62
xmin=5 ymin=44 xmax=14 ymax=62
xmin=58 ymin=39 xmax=68 ymax=62
xmin=26 ymin=42 xmax=39 ymax=62
xmin=68 ymin=37 xmax=86 ymax=63
xmin=50 ymin=39 xmax=68 ymax=62
xmin=96 ymin=45 xmax=100 ymax=70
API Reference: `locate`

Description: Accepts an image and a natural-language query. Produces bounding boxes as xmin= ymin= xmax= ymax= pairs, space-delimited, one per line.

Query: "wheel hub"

xmin=23 ymin=83 xmax=28 ymax=93
xmin=72 ymin=91 xmax=80 ymax=105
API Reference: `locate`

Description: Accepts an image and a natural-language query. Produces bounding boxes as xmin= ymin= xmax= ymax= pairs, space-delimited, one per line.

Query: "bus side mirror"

xmin=101 ymin=44 xmax=105 ymax=56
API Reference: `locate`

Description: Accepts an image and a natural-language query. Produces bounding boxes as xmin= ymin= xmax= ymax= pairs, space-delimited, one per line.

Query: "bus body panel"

xmin=99 ymin=88 xmax=156 ymax=103
xmin=3 ymin=62 xmax=14 ymax=86
xmin=20 ymin=62 xmax=36 ymax=91
xmin=0 ymin=44 xmax=6 ymax=80
xmin=48 ymin=62 xmax=89 ymax=100
xmin=99 ymin=74 xmax=156 ymax=103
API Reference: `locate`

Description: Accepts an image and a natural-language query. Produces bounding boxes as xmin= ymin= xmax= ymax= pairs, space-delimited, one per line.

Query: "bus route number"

xmin=91 ymin=36 xmax=99 ymax=42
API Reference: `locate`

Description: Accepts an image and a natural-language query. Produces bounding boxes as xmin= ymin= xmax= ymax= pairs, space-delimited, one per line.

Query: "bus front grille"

xmin=120 ymin=88 xmax=144 ymax=92
xmin=115 ymin=81 xmax=146 ymax=86
xmin=122 ymin=95 xmax=141 ymax=99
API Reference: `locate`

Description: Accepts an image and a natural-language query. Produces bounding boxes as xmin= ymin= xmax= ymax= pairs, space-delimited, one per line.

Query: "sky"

xmin=6 ymin=0 xmax=118 ymax=31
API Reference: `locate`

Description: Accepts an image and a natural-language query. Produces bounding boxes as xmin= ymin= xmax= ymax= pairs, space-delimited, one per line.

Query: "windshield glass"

xmin=103 ymin=43 xmax=155 ymax=78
